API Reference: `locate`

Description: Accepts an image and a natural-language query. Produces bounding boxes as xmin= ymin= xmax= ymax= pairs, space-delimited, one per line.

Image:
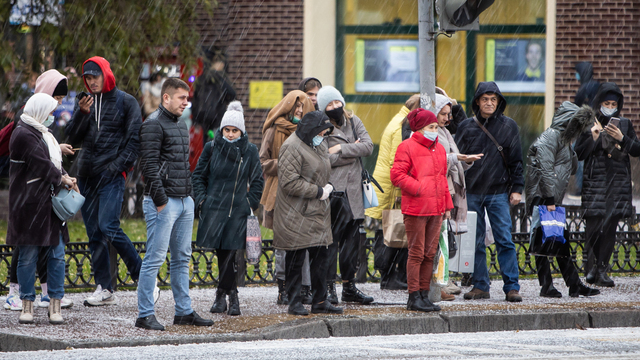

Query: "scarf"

xmin=271 ymin=117 xmax=297 ymax=160
xmin=21 ymin=114 xmax=62 ymax=171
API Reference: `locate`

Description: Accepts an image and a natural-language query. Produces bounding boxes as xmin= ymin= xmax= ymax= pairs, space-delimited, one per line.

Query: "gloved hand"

xmin=319 ymin=184 xmax=333 ymax=201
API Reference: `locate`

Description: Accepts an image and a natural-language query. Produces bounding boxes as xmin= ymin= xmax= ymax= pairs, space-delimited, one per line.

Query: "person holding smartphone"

xmin=575 ymin=82 xmax=640 ymax=287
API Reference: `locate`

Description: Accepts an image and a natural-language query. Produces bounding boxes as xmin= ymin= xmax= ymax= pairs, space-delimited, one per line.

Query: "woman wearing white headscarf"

xmin=6 ymin=93 xmax=77 ymax=325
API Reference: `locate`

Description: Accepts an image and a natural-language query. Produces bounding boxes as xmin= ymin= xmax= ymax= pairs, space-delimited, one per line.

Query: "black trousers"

xmin=535 ymin=255 xmax=580 ymax=290
xmin=327 ymin=219 xmax=363 ymax=283
xmin=285 ymin=246 xmax=328 ymax=306
xmin=584 ymin=215 xmax=622 ymax=273
xmin=10 ymin=246 xmax=48 ymax=284
xmin=216 ymin=249 xmax=237 ymax=291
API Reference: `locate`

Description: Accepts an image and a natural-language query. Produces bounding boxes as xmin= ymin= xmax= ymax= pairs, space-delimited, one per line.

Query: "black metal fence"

xmin=1 ymin=204 xmax=638 ymax=291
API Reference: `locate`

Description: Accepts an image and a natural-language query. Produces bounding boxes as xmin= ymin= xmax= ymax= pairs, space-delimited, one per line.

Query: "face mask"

xmin=600 ymin=106 xmax=617 ymax=117
xmin=325 ymin=106 xmax=344 ymax=125
xmin=224 ymin=136 xmax=240 ymax=143
xmin=291 ymin=116 xmax=300 ymax=124
xmin=575 ymin=73 xmax=581 ymax=81
xmin=423 ymin=130 xmax=438 ymax=142
xmin=312 ymin=135 xmax=324 ymax=147
xmin=43 ymin=115 xmax=55 ymax=128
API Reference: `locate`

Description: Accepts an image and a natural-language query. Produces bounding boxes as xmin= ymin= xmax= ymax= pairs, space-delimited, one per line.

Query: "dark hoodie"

xmin=455 ymin=81 xmax=524 ymax=195
xmin=298 ymin=77 xmax=322 ymax=110
xmin=65 ymin=56 xmax=142 ymax=178
xmin=575 ymin=82 xmax=640 ymax=218
xmin=295 ymin=110 xmax=334 ymax=148
xmin=574 ymin=62 xmax=600 ymax=107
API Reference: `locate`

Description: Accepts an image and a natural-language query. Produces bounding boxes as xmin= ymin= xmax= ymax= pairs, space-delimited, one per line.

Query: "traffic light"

xmin=436 ymin=0 xmax=495 ymax=32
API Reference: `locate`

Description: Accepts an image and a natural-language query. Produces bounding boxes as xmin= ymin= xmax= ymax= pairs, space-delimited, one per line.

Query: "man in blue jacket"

xmin=455 ymin=81 xmax=524 ymax=302
xmin=66 ymin=56 xmax=144 ymax=307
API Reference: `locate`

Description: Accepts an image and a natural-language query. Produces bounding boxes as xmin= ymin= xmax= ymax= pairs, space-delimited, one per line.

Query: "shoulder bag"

xmin=51 ymin=185 xmax=85 ymax=221
xmin=349 ymin=118 xmax=383 ymax=209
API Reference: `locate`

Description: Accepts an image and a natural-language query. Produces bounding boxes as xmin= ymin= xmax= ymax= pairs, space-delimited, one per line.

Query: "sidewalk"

xmin=1 ymin=276 xmax=639 ymax=352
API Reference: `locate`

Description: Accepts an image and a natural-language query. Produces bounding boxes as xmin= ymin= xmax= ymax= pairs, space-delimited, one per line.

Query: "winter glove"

xmin=319 ymin=184 xmax=333 ymax=201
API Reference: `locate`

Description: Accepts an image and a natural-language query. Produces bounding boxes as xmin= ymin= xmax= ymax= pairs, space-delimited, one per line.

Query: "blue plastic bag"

xmin=538 ymin=205 xmax=567 ymax=245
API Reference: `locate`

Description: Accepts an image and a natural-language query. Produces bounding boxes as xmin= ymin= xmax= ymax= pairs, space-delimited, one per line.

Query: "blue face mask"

xmin=224 ymin=136 xmax=241 ymax=143
xmin=312 ymin=135 xmax=324 ymax=147
xmin=42 ymin=115 xmax=55 ymax=128
xmin=575 ymin=73 xmax=581 ymax=81
xmin=423 ymin=130 xmax=438 ymax=142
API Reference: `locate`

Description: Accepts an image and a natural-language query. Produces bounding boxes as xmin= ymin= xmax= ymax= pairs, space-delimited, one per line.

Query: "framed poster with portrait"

xmin=485 ymin=38 xmax=546 ymax=93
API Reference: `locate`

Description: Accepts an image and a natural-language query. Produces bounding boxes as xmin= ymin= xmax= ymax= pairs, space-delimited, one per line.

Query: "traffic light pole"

xmin=418 ymin=0 xmax=436 ymax=113
xmin=418 ymin=0 xmax=442 ymax=302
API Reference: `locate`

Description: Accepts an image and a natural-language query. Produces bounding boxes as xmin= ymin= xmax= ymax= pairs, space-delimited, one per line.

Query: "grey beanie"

xmin=219 ymin=100 xmax=245 ymax=134
xmin=317 ymin=85 xmax=345 ymax=112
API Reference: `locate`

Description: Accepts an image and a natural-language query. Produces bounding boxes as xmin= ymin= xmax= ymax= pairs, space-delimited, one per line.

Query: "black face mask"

xmin=326 ymin=106 xmax=344 ymax=126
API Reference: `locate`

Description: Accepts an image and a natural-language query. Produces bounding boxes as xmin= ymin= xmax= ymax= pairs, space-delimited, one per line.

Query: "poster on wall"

xmin=355 ymin=39 xmax=420 ymax=92
xmin=486 ymin=38 xmax=545 ymax=93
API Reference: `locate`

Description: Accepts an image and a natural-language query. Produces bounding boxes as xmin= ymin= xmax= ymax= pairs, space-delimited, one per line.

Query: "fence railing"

xmin=1 ymin=204 xmax=638 ymax=291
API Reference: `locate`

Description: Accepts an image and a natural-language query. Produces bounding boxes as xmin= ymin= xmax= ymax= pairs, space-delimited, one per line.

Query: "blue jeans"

xmin=138 ymin=196 xmax=194 ymax=318
xmin=18 ymin=236 xmax=65 ymax=301
xmin=467 ymin=193 xmax=520 ymax=293
xmin=78 ymin=174 xmax=142 ymax=291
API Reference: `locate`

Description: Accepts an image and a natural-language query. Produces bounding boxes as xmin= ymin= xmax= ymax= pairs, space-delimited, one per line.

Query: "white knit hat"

xmin=219 ymin=100 xmax=245 ymax=134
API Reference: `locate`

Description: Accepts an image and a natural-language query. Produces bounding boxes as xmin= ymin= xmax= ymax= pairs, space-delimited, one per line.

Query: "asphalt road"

xmin=5 ymin=327 xmax=640 ymax=359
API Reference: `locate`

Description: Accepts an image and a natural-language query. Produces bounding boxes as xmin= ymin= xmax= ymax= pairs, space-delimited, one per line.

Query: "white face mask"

xmin=600 ymin=106 xmax=617 ymax=117
xmin=423 ymin=130 xmax=438 ymax=142
xmin=42 ymin=115 xmax=55 ymax=128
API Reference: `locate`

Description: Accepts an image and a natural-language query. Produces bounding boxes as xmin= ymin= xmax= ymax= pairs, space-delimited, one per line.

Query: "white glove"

xmin=319 ymin=184 xmax=333 ymax=201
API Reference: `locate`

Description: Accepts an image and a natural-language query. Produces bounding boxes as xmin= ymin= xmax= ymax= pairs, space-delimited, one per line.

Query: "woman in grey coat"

xmin=525 ymin=102 xmax=599 ymax=298
xmin=318 ymin=86 xmax=374 ymax=305
xmin=273 ymin=111 xmax=342 ymax=316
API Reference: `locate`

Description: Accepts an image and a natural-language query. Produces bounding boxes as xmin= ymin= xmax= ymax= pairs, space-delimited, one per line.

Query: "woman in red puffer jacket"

xmin=391 ymin=108 xmax=453 ymax=313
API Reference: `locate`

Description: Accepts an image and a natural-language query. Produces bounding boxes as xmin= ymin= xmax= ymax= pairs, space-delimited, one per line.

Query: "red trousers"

xmin=404 ymin=215 xmax=443 ymax=293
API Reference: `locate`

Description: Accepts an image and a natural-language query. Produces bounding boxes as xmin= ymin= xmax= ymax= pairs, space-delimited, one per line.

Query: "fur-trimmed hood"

xmin=550 ymin=101 xmax=595 ymax=144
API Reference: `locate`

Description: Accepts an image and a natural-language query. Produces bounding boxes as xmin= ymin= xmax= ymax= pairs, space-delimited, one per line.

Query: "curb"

xmin=1 ymin=308 xmax=638 ymax=352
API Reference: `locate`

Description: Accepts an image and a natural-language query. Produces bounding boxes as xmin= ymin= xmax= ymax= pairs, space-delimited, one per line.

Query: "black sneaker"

xmin=311 ymin=301 xmax=343 ymax=314
xmin=135 ymin=315 xmax=165 ymax=331
xmin=569 ymin=283 xmax=601 ymax=298
xmin=287 ymin=301 xmax=309 ymax=316
xmin=540 ymin=286 xmax=562 ymax=298
xmin=341 ymin=281 xmax=373 ymax=304
xmin=173 ymin=311 xmax=214 ymax=326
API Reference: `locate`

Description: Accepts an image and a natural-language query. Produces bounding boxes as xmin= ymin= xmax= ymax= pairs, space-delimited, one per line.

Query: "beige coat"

xmin=438 ymin=126 xmax=471 ymax=233
xmin=273 ymin=132 xmax=332 ymax=250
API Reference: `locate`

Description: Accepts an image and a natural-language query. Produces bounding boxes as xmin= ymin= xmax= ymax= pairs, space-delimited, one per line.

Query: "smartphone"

xmin=76 ymin=92 xmax=89 ymax=102
xmin=609 ymin=117 xmax=621 ymax=128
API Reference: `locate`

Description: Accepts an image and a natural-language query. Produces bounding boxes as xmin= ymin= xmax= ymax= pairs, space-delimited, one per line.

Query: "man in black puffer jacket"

xmin=135 ymin=78 xmax=214 ymax=331
xmin=455 ymin=81 xmax=524 ymax=303
xmin=65 ymin=56 xmax=143 ymax=307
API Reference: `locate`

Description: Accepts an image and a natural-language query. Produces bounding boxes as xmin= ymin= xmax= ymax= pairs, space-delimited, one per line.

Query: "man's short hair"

xmin=161 ymin=78 xmax=190 ymax=97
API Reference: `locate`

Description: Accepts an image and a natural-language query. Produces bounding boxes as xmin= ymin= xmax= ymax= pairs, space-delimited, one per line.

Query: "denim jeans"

xmin=18 ymin=236 xmax=65 ymax=301
xmin=78 ymin=174 xmax=142 ymax=291
xmin=467 ymin=193 xmax=520 ymax=293
xmin=138 ymin=196 xmax=194 ymax=318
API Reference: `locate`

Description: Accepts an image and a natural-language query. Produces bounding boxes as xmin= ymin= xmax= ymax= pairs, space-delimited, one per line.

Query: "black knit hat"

xmin=52 ymin=79 xmax=68 ymax=97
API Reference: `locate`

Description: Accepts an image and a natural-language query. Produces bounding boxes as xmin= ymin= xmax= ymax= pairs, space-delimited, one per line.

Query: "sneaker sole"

xmin=83 ymin=299 xmax=117 ymax=307
xmin=18 ymin=319 xmax=34 ymax=324
xmin=463 ymin=294 xmax=490 ymax=300
xmin=4 ymin=304 xmax=22 ymax=311
xmin=61 ymin=302 xmax=73 ymax=309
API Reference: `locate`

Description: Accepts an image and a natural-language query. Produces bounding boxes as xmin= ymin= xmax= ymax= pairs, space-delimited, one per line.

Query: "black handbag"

xmin=330 ymin=191 xmax=353 ymax=242
xmin=447 ymin=220 xmax=458 ymax=259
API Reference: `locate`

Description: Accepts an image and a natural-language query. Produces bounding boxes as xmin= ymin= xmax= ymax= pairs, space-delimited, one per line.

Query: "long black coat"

xmin=7 ymin=122 xmax=70 ymax=247
xmin=192 ymin=132 xmax=263 ymax=250
xmin=575 ymin=82 xmax=640 ymax=218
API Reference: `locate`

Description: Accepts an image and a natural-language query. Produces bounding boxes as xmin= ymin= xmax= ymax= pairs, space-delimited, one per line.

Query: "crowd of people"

xmin=2 ymin=54 xmax=631 ymax=328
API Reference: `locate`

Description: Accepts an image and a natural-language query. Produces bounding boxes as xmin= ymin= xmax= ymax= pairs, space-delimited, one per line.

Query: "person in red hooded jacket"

xmin=391 ymin=108 xmax=453 ymax=313
xmin=65 ymin=57 xmax=144 ymax=307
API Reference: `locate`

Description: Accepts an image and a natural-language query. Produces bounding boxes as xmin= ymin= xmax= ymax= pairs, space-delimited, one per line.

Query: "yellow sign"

xmin=249 ymin=81 xmax=283 ymax=109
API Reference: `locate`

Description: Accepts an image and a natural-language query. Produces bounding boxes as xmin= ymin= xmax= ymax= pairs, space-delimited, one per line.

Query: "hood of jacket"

xmin=34 ymin=69 xmax=67 ymax=96
xmin=82 ymin=56 xmax=116 ymax=94
xmin=262 ymin=90 xmax=314 ymax=134
xmin=296 ymin=110 xmax=334 ymax=147
xmin=434 ymin=94 xmax=452 ymax=118
xmin=298 ymin=77 xmax=322 ymax=91
xmin=591 ymin=82 xmax=624 ymax=121
xmin=550 ymin=101 xmax=595 ymax=143
xmin=471 ymin=81 xmax=507 ymax=120
xmin=575 ymin=62 xmax=593 ymax=84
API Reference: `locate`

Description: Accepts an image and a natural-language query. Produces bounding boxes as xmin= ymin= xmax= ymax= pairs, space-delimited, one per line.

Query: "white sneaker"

xmin=38 ymin=295 xmax=73 ymax=308
xmin=83 ymin=285 xmax=117 ymax=306
xmin=4 ymin=293 xmax=22 ymax=311
xmin=153 ymin=280 xmax=160 ymax=305
xmin=61 ymin=297 xmax=74 ymax=309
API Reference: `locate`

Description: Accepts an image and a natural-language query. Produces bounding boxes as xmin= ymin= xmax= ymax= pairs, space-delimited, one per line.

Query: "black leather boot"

xmin=342 ymin=280 xmax=373 ymax=304
xmin=210 ymin=288 xmax=227 ymax=313
xmin=407 ymin=291 xmax=429 ymax=312
xmin=585 ymin=266 xmax=598 ymax=284
xmin=227 ymin=289 xmax=241 ymax=316
xmin=327 ymin=282 xmax=339 ymax=305
xmin=420 ymin=290 xmax=441 ymax=312
xmin=569 ymin=282 xmax=601 ymax=297
xmin=595 ymin=265 xmax=615 ymax=287
xmin=301 ymin=285 xmax=313 ymax=305
xmin=277 ymin=279 xmax=288 ymax=305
